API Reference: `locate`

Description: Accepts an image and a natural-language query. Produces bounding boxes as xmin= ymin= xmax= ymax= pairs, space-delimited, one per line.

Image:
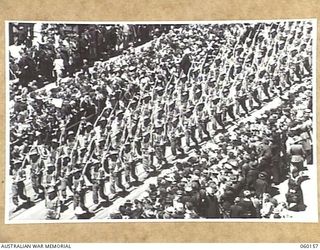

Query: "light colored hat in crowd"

xmin=185 ymin=185 xmax=192 ymax=192
xmin=51 ymin=138 xmax=59 ymax=144
xmin=14 ymin=96 xmax=22 ymax=101
xmin=145 ymin=209 xmax=156 ymax=217
xmin=234 ymin=197 xmax=241 ymax=203
xmin=67 ymin=130 xmax=75 ymax=136
xmin=191 ymin=175 xmax=200 ymax=181
xmin=184 ymin=48 xmax=191 ymax=54
xmin=304 ymin=109 xmax=311 ymax=114
xmin=293 ymin=135 xmax=303 ymax=144
xmin=206 ymin=186 xmax=216 ymax=195
xmin=165 ymin=206 xmax=175 ymax=213
xmin=175 ymin=203 xmax=185 ymax=212
xmin=47 ymin=187 xmax=55 ymax=193
xmin=243 ymin=190 xmax=251 ymax=197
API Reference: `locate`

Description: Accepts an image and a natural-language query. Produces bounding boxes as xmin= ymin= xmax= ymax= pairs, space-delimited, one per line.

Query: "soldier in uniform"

xmin=152 ymin=122 xmax=167 ymax=170
xmin=183 ymin=106 xmax=199 ymax=150
xmin=207 ymin=93 xmax=219 ymax=131
xmin=236 ymin=86 xmax=249 ymax=116
xmin=249 ymin=82 xmax=262 ymax=109
xmin=225 ymin=95 xmax=236 ymax=122
xmin=180 ymin=90 xmax=189 ymax=115
xmin=114 ymin=110 xmax=126 ymax=137
xmin=169 ymin=115 xmax=185 ymax=158
xmin=141 ymin=131 xmax=154 ymax=174
xmin=45 ymin=187 xmax=61 ymax=220
xmin=261 ymin=72 xmax=271 ymax=101
xmin=27 ymin=149 xmax=45 ymax=199
xmin=11 ymin=159 xmax=30 ymax=209
xmin=92 ymin=137 xmax=106 ymax=161
xmin=135 ymin=115 xmax=150 ymax=156
xmin=42 ymin=162 xmax=57 ymax=193
xmin=108 ymin=150 xmax=126 ymax=195
xmin=73 ymin=166 xmax=87 ymax=210
xmin=214 ymin=99 xmax=226 ymax=129
xmin=195 ymin=102 xmax=211 ymax=141
xmin=109 ymin=129 xmax=123 ymax=151
xmin=48 ymin=138 xmax=62 ymax=167
xmin=59 ymin=161 xmax=73 ymax=205
xmin=121 ymin=142 xmax=139 ymax=186
xmin=91 ymin=159 xmax=109 ymax=205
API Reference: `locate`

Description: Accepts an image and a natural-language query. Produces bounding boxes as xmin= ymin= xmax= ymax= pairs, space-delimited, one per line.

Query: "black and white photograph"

xmin=6 ymin=20 xmax=317 ymax=223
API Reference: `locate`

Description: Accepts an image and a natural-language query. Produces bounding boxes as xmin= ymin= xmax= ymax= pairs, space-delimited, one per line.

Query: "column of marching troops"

xmin=9 ymin=21 xmax=313 ymax=219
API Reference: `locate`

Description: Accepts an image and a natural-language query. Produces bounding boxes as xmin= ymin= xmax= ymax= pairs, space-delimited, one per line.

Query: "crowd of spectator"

xmin=9 ymin=23 xmax=173 ymax=89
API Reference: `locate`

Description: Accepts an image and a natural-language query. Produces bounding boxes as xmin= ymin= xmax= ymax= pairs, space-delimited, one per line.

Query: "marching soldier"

xmin=225 ymin=95 xmax=237 ymax=122
xmin=215 ymin=99 xmax=226 ymax=130
xmin=108 ymin=150 xmax=126 ymax=195
xmin=92 ymin=137 xmax=106 ymax=161
xmin=152 ymin=122 xmax=168 ymax=170
xmin=169 ymin=115 xmax=185 ymax=158
xmin=195 ymin=102 xmax=211 ymax=141
xmin=236 ymin=86 xmax=249 ymax=116
xmin=48 ymin=138 xmax=63 ymax=166
xmin=249 ymin=82 xmax=262 ymax=109
xmin=27 ymin=149 xmax=46 ymax=199
xmin=121 ymin=142 xmax=139 ymax=186
xmin=114 ymin=110 xmax=126 ymax=135
xmin=73 ymin=165 xmax=87 ymax=209
xmin=42 ymin=162 xmax=57 ymax=192
xmin=109 ymin=129 xmax=123 ymax=151
xmin=11 ymin=159 xmax=30 ymax=209
xmin=183 ymin=106 xmax=199 ymax=150
xmin=207 ymin=92 xmax=219 ymax=131
xmin=59 ymin=161 xmax=73 ymax=205
xmin=141 ymin=131 xmax=154 ymax=174
xmin=91 ymin=159 xmax=109 ymax=205
xmin=45 ymin=187 xmax=61 ymax=220
xmin=261 ymin=73 xmax=271 ymax=101
xmin=135 ymin=115 xmax=151 ymax=156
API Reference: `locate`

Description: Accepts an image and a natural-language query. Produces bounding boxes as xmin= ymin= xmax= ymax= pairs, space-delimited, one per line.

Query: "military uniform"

xmin=169 ymin=119 xmax=185 ymax=157
xmin=152 ymin=127 xmax=167 ymax=169
xmin=28 ymin=153 xmax=45 ymax=198
xmin=249 ymin=84 xmax=262 ymax=108
xmin=141 ymin=132 xmax=153 ymax=173
xmin=45 ymin=190 xmax=61 ymax=220
xmin=59 ymin=163 xmax=73 ymax=203
xmin=12 ymin=164 xmax=29 ymax=206
xmin=214 ymin=100 xmax=225 ymax=128
xmin=91 ymin=163 xmax=109 ymax=204
xmin=73 ymin=174 xmax=86 ymax=209
xmin=183 ymin=112 xmax=199 ymax=149
xmin=196 ymin=105 xmax=210 ymax=140
xmin=42 ymin=165 xmax=57 ymax=192
xmin=108 ymin=154 xmax=126 ymax=194
xmin=236 ymin=87 xmax=249 ymax=115
xmin=225 ymin=96 xmax=236 ymax=121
